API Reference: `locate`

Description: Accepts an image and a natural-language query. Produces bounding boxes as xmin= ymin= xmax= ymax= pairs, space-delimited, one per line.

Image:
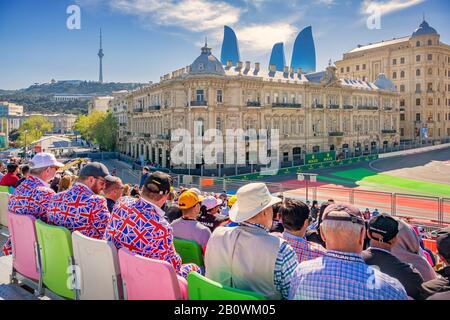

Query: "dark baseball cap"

xmin=322 ymin=203 xmax=365 ymax=226
xmin=436 ymin=227 xmax=450 ymax=260
xmin=144 ymin=171 xmax=173 ymax=195
xmin=79 ymin=162 xmax=116 ymax=182
xmin=368 ymin=214 xmax=399 ymax=244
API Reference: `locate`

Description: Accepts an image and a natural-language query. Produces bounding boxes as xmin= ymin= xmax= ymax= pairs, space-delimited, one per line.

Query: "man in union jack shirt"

xmin=2 ymin=153 xmax=64 ymax=256
xmin=105 ymin=171 xmax=201 ymax=278
xmin=47 ymin=162 xmax=114 ymax=239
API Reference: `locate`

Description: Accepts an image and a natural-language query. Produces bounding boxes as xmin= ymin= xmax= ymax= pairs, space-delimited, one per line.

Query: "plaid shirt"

xmin=47 ymin=183 xmax=110 ymax=239
xmin=104 ymin=196 xmax=200 ymax=278
xmin=289 ymin=250 xmax=408 ymax=300
xmin=283 ymin=231 xmax=326 ymax=263
xmin=2 ymin=176 xmax=55 ymax=256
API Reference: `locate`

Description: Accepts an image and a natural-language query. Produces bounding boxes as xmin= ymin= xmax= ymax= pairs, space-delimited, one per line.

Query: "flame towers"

xmin=220 ymin=26 xmax=240 ymax=66
xmin=269 ymin=42 xmax=286 ymax=72
xmin=290 ymin=26 xmax=316 ymax=73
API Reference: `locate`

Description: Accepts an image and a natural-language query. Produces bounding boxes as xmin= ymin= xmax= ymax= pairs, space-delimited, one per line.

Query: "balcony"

xmin=148 ymin=105 xmax=161 ymax=110
xmin=329 ymin=131 xmax=344 ymax=137
xmin=144 ymin=133 xmax=151 ymax=138
xmin=133 ymin=108 xmax=143 ymax=113
xmin=384 ymin=106 xmax=393 ymax=111
xmin=357 ymin=105 xmax=379 ymax=111
xmin=272 ymin=102 xmax=302 ymax=108
xmin=157 ymin=134 xmax=170 ymax=139
xmin=311 ymin=104 xmax=324 ymax=109
xmin=399 ymin=107 xmax=405 ymax=112
xmin=327 ymin=104 xmax=340 ymax=109
xmin=343 ymin=105 xmax=354 ymax=109
xmin=190 ymin=100 xmax=207 ymax=107
xmin=247 ymin=101 xmax=261 ymax=107
xmin=381 ymin=129 xmax=397 ymax=134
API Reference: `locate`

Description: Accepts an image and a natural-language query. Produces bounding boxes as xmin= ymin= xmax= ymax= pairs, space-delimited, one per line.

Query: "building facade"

xmin=108 ymin=90 xmax=130 ymax=153
xmin=116 ymin=43 xmax=399 ymax=170
xmin=336 ymin=20 xmax=450 ymax=141
xmin=88 ymin=96 xmax=113 ymax=114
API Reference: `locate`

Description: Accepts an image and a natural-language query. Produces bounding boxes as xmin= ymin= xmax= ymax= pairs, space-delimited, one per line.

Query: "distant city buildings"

xmin=53 ymin=94 xmax=94 ymax=102
xmin=336 ymin=19 xmax=450 ymax=141
xmin=88 ymin=96 xmax=113 ymax=113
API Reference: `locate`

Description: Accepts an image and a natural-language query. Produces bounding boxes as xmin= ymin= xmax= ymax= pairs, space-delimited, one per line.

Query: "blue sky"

xmin=0 ymin=0 xmax=448 ymax=89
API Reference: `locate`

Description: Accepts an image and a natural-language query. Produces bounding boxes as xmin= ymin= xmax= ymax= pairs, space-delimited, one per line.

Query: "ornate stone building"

xmin=336 ymin=19 xmax=450 ymax=141
xmin=116 ymin=43 xmax=399 ymax=169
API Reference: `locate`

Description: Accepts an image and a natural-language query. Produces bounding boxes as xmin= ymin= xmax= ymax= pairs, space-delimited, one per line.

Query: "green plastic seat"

xmin=173 ymin=238 xmax=204 ymax=267
xmin=35 ymin=220 xmax=76 ymax=300
xmin=0 ymin=186 xmax=10 ymax=193
xmin=187 ymin=272 xmax=266 ymax=300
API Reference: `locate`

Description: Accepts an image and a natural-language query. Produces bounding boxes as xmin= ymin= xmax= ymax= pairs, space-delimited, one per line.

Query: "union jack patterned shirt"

xmin=283 ymin=231 xmax=327 ymax=263
xmin=2 ymin=175 xmax=55 ymax=256
xmin=104 ymin=196 xmax=200 ymax=278
xmin=47 ymin=183 xmax=110 ymax=239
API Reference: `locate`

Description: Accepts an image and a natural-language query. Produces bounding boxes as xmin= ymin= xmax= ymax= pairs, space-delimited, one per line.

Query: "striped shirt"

xmin=283 ymin=231 xmax=326 ymax=263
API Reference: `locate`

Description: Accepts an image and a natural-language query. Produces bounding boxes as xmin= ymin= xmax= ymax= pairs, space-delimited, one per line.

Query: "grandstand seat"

xmin=35 ymin=220 xmax=76 ymax=300
xmin=0 ymin=186 xmax=10 ymax=193
xmin=8 ymin=212 xmax=42 ymax=294
xmin=72 ymin=231 xmax=122 ymax=300
xmin=118 ymin=248 xmax=187 ymax=300
xmin=0 ymin=192 xmax=9 ymax=227
xmin=187 ymin=272 xmax=266 ymax=300
xmin=173 ymin=238 xmax=204 ymax=267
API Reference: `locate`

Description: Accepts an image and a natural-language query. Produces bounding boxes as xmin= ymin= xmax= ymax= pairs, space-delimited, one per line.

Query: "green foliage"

xmin=75 ymin=111 xmax=117 ymax=151
xmin=17 ymin=115 xmax=53 ymax=146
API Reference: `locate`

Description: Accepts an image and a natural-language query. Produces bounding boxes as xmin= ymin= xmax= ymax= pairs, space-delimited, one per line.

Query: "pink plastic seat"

xmin=118 ymin=248 xmax=187 ymax=300
xmin=8 ymin=212 xmax=41 ymax=286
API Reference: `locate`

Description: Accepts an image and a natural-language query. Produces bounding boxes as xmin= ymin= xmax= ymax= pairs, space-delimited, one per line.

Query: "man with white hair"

xmin=2 ymin=153 xmax=64 ymax=256
xmin=205 ymin=183 xmax=299 ymax=300
xmin=289 ymin=203 xmax=408 ymax=300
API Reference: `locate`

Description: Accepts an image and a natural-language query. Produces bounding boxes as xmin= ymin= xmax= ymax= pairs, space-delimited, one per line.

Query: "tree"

xmin=75 ymin=111 xmax=118 ymax=151
xmin=17 ymin=115 xmax=53 ymax=147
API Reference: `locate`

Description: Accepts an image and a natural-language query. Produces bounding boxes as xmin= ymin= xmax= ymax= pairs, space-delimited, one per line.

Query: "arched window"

xmin=392 ymin=72 xmax=397 ymax=79
xmin=400 ymin=70 xmax=405 ymax=78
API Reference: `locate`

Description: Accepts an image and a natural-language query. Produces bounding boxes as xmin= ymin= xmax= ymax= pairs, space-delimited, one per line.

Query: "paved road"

xmin=101 ymin=159 xmax=141 ymax=185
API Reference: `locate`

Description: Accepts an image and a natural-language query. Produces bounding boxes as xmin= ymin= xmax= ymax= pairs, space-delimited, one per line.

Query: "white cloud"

xmin=360 ymin=0 xmax=425 ymax=16
xmin=316 ymin=0 xmax=336 ymax=6
xmin=109 ymin=0 xmax=242 ymax=32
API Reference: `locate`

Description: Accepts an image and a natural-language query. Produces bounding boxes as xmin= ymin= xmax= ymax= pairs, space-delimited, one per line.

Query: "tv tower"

xmin=98 ymin=28 xmax=104 ymax=83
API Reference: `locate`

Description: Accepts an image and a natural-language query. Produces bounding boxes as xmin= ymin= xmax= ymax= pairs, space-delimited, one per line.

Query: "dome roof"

xmin=190 ymin=42 xmax=225 ymax=76
xmin=411 ymin=20 xmax=438 ymax=37
xmin=374 ymin=73 xmax=396 ymax=92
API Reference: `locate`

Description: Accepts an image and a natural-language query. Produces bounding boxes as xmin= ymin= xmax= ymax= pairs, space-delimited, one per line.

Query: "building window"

xmin=392 ymin=59 xmax=397 ymax=65
xmin=346 ymin=66 xmax=350 ymax=72
xmin=400 ymin=128 xmax=404 ymax=136
xmin=428 ymin=68 xmax=432 ymax=75
xmin=416 ymin=69 xmax=421 ymax=76
xmin=428 ymin=39 xmax=432 ymax=45
xmin=416 ymin=41 xmax=420 ymax=47
xmin=428 ymin=97 xmax=433 ymax=105
xmin=196 ymin=89 xmax=204 ymax=101
xmin=416 ymin=55 xmax=421 ymax=62
xmin=400 ymin=57 xmax=405 ymax=64
xmin=416 ymin=98 xmax=421 ymax=106
xmin=427 ymin=83 xmax=433 ymax=92
xmin=392 ymin=72 xmax=397 ymax=79
xmin=356 ymin=65 xmax=360 ymax=71
xmin=416 ymin=83 xmax=421 ymax=92
xmin=216 ymin=117 xmax=222 ymax=131
xmin=400 ymin=99 xmax=405 ymax=107
xmin=428 ymin=54 xmax=433 ymax=61
xmin=362 ymin=64 xmax=366 ymax=70
xmin=400 ymin=114 xmax=405 ymax=121
xmin=340 ymin=67 xmax=344 ymax=73
xmin=216 ymin=90 xmax=223 ymax=103
xmin=416 ymin=113 xmax=421 ymax=121
xmin=400 ymin=71 xmax=405 ymax=78
xmin=400 ymin=85 xmax=405 ymax=92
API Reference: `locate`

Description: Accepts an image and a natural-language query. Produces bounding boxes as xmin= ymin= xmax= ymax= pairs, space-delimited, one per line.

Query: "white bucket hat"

xmin=229 ymin=183 xmax=282 ymax=223
xmin=202 ymin=196 xmax=223 ymax=211
xmin=29 ymin=153 xmax=64 ymax=169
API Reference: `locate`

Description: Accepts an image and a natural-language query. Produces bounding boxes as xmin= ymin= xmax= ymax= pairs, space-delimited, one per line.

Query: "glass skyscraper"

xmin=290 ymin=26 xmax=316 ymax=73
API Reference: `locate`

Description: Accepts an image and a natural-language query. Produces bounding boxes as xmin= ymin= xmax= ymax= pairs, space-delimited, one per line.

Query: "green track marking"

xmin=331 ymin=168 xmax=377 ymax=181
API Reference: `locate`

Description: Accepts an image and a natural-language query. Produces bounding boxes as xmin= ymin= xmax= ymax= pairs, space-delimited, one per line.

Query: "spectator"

xmin=422 ymin=227 xmax=450 ymax=300
xmin=310 ymin=200 xmax=319 ymax=220
xmin=205 ymin=183 xmax=299 ymax=300
xmin=2 ymin=153 xmax=63 ymax=256
xmin=171 ymin=190 xmax=211 ymax=248
xmin=104 ymin=177 xmax=124 ymax=213
xmin=165 ymin=205 xmax=182 ymax=223
xmin=221 ymin=194 xmax=236 ymax=216
xmin=270 ymin=202 xmax=284 ymax=235
xmin=130 ymin=184 xmax=140 ymax=198
xmin=104 ymin=171 xmax=201 ymax=278
xmin=198 ymin=196 xmax=229 ymax=232
xmin=327 ymin=199 xmax=335 ymax=204
xmin=372 ymin=209 xmax=380 ymax=217
xmin=47 ymin=162 xmax=113 ymax=239
xmin=362 ymin=214 xmax=425 ymax=300
xmin=305 ymin=201 xmax=330 ymax=247
xmin=139 ymin=166 xmax=150 ymax=188
xmin=289 ymin=204 xmax=408 ymax=300
xmin=0 ymin=163 xmax=20 ymax=187
xmin=122 ymin=184 xmax=131 ymax=197
xmin=279 ymin=199 xmax=326 ymax=263
xmin=16 ymin=164 xmax=30 ymax=187
xmin=392 ymin=219 xmax=437 ymax=282
xmin=58 ymin=175 xmax=73 ymax=193
xmin=363 ymin=208 xmax=371 ymax=220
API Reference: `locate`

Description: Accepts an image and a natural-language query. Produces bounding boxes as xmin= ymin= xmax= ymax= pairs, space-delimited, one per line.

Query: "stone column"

xmin=162 ymin=148 xmax=167 ymax=168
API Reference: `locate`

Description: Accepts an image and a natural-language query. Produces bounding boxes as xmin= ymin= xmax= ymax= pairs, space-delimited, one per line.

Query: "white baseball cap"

xmin=29 ymin=153 xmax=64 ymax=169
xmin=202 ymin=196 xmax=223 ymax=211
xmin=189 ymin=188 xmax=202 ymax=196
xmin=229 ymin=183 xmax=282 ymax=223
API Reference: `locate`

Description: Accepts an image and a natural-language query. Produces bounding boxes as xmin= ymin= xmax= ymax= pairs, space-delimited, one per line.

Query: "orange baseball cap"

xmin=178 ymin=190 xmax=204 ymax=209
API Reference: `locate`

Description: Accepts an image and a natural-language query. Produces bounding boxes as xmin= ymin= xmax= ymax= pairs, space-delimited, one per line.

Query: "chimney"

xmin=226 ymin=60 xmax=232 ymax=68
xmin=255 ymin=62 xmax=260 ymax=71
xmin=269 ymin=64 xmax=276 ymax=72
xmin=237 ymin=61 xmax=243 ymax=69
xmin=290 ymin=67 xmax=294 ymax=74
xmin=284 ymin=66 xmax=289 ymax=73
xmin=245 ymin=61 xmax=251 ymax=70
xmin=297 ymin=67 xmax=303 ymax=74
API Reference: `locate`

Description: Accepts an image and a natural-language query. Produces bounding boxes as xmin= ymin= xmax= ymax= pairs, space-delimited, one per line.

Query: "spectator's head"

xmin=122 ymin=184 xmax=131 ymax=197
xmin=104 ymin=177 xmax=124 ymax=202
xmin=29 ymin=153 xmax=64 ymax=183
xmin=165 ymin=205 xmax=182 ymax=223
xmin=279 ymin=199 xmax=311 ymax=237
xmin=20 ymin=164 xmax=30 ymax=178
xmin=77 ymin=162 xmax=116 ymax=195
xmin=143 ymin=166 xmax=150 ymax=174
xmin=367 ymin=214 xmax=399 ymax=250
xmin=178 ymin=190 xmax=204 ymax=218
xmin=229 ymin=183 xmax=282 ymax=230
xmin=327 ymin=199 xmax=335 ymax=204
xmin=201 ymin=196 xmax=223 ymax=215
xmin=320 ymin=203 xmax=365 ymax=253
xmin=272 ymin=202 xmax=282 ymax=221
xmin=7 ymin=163 xmax=19 ymax=174
xmin=58 ymin=175 xmax=73 ymax=192
xmin=189 ymin=188 xmax=202 ymax=196
xmin=436 ymin=227 xmax=450 ymax=266
xmin=141 ymin=171 xmax=173 ymax=208
xmin=312 ymin=200 xmax=318 ymax=208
